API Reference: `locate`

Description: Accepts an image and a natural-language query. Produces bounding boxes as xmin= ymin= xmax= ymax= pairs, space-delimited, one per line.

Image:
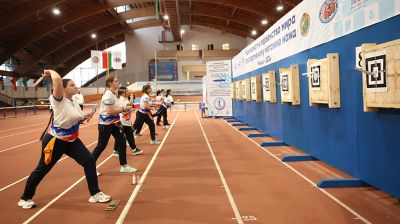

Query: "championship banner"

xmin=232 ymin=0 xmax=400 ymax=78
xmin=205 ymin=60 xmax=233 ymax=117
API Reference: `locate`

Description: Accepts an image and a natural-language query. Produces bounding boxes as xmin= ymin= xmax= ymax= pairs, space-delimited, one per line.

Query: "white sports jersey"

xmin=49 ymin=95 xmax=84 ymax=142
xmin=98 ymin=89 xmax=121 ymax=125
xmin=163 ymin=95 xmax=174 ymax=108
xmin=72 ymin=93 xmax=84 ymax=105
xmin=119 ymin=96 xmax=132 ymax=126
xmin=139 ymin=93 xmax=151 ymax=114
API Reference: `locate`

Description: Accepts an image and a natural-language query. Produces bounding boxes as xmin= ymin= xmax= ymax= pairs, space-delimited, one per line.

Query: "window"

xmin=191 ymin=44 xmax=199 ymax=51
xmin=222 ymin=43 xmax=230 ymax=50
xmin=0 ymin=58 xmax=17 ymax=72
xmin=114 ymin=5 xmax=132 ymax=13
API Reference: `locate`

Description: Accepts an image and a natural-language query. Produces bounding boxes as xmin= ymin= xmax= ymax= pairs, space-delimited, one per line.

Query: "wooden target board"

xmin=262 ymin=71 xmax=277 ymax=103
xmin=250 ymin=76 xmax=262 ymax=102
xmin=362 ymin=39 xmax=400 ymax=111
xmin=307 ymin=53 xmax=341 ymax=108
xmin=279 ymin=64 xmax=300 ymax=105
xmin=241 ymin=79 xmax=251 ymax=101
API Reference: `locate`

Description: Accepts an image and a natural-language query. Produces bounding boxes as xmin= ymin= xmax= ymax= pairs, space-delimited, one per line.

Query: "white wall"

xmin=125 ymin=25 xmax=248 ymax=82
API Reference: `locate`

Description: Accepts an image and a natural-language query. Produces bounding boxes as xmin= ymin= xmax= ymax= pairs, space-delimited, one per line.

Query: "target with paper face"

xmin=281 ymin=73 xmax=289 ymax=92
xmin=311 ymin=64 xmax=321 ymax=90
xmin=365 ymin=51 xmax=387 ymax=92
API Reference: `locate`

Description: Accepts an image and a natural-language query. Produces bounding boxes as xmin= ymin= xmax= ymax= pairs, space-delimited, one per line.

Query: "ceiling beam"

xmin=163 ymin=0 xmax=181 ymax=41
xmin=0 ymin=0 xmax=66 ymax=32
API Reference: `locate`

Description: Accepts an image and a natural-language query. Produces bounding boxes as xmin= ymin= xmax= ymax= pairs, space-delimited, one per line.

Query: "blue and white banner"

xmin=205 ymin=60 xmax=233 ymax=116
xmin=232 ymin=0 xmax=400 ymax=78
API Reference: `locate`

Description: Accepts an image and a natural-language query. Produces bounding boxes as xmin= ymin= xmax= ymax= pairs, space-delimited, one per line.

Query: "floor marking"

xmin=22 ymin=126 xmax=150 ymax=224
xmin=0 ymin=123 xmax=43 ymax=133
xmin=0 ymin=141 xmax=98 ymax=192
xmin=195 ymin=111 xmax=243 ymax=224
xmin=0 ymin=122 xmax=97 ymax=153
xmin=115 ymin=112 xmax=181 ymax=224
xmin=223 ymin=120 xmax=371 ymax=224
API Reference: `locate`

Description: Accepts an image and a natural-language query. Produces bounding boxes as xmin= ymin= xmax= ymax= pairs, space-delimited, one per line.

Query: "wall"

xmin=233 ymin=15 xmax=400 ymax=198
xmin=125 ymin=25 xmax=248 ymax=82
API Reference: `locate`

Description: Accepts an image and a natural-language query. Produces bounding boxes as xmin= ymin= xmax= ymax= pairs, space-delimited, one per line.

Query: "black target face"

xmin=282 ymin=73 xmax=289 ymax=92
xmin=311 ymin=64 xmax=321 ymax=90
xmin=265 ymin=77 xmax=270 ymax=91
xmin=365 ymin=52 xmax=386 ymax=91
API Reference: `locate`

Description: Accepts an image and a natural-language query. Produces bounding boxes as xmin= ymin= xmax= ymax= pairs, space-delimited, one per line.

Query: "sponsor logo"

xmin=300 ymin=13 xmax=310 ymax=36
xmin=214 ymin=97 xmax=226 ymax=110
xmin=319 ymin=0 xmax=338 ymax=23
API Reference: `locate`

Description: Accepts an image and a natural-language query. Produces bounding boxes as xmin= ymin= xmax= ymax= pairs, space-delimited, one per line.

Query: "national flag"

xmin=22 ymin=77 xmax=28 ymax=91
xmin=112 ymin=51 xmax=122 ymax=69
xmin=156 ymin=0 xmax=159 ymax=20
xmin=90 ymin=50 xmax=102 ymax=69
xmin=102 ymin=51 xmax=112 ymax=69
xmin=0 ymin=76 xmax=4 ymax=90
xmin=11 ymin=77 xmax=17 ymax=91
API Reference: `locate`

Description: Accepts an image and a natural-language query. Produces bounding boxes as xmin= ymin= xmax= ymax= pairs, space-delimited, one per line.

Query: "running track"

xmin=0 ymin=109 xmax=399 ymax=223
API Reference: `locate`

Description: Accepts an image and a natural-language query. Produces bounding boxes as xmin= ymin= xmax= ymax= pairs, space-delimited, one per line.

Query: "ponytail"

xmin=39 ymin=110 xmax=54 ymax=141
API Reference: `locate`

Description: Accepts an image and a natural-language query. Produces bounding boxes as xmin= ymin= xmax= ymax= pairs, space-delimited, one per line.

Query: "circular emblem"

xmin=319 ymin=0 xmax=338 ymax=23
xmin=214 ymin=97 xmax=226 ymax=110
xmin=300 ymin=13 xmax=310 ymax=36
xmin=92 ymin=56 xmax=99 ymax=64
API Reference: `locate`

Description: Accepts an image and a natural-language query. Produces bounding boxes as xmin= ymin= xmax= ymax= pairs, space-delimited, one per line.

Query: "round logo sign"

xmin=300 ymin=13 xmax=310 ymax=36
xmin=214 ymin=97 xmax=226 ymax=110
xmin=92 ymin=56 xmax=99 ymax=64
xmin=319 ymin=0 xmax=338 ymax=23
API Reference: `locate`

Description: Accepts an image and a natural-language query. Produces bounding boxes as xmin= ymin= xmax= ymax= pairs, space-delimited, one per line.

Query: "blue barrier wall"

xmin=233 ymin=15 xmax=400 ymax=198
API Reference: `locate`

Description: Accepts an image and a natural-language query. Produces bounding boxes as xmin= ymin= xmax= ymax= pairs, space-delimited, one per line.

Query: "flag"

xmin=156 ymin=0 xmax=159 ymax=20
xmin=22 ymin=77 xmax=28 ymax=91
xmin=91 ymin=50 xmax=102 ymax=69
xmin=102 ymin=51 xmax=112 ymax=69
xmin=11 ymin=77 xmax=17 ymax=91
xmin=33 ymin=79 xmax=38 ymax=91
xmin=113 ymin=51 xmax=122 ymax=69
xmin=0 ymin=76 xmax=4 ymax=90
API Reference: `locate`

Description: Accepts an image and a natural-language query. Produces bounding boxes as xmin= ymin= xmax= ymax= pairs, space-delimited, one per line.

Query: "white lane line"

xmin=222 ymin=120 xmax=371 ymax=224
xmin=0 ymin=123 xmax=43 ymax=133
xmin=115 ymin=111 xmax=181 ymax=224
xmin=194 ymin=110 xmax=243 ymax=224
xmin=0 ymin=121 xmax=97 ymax=139
xmin=22 ymin=126 xmax=150 ymax=224
xmin=0 ymin=122 xmax=97 ymax=153
xmin=0 ymin=141 xmax=99 ymax=192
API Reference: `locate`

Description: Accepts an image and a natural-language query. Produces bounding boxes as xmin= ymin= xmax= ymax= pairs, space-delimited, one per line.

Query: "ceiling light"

xmin=52 ymin=8 xmax=61 ymax=15
xmin=163 ymin=15 xmax=169 ymax=20
xmin=251 ymin=30 xmax=257 ymax=36
xmin=276 ymin=5 xmax=284 ymax=11
xmin=91 ymin=33 xmax=97 ymax=39
xmin=261 ymin=19 xmax=268 ymax=25
xmin=180 ymin=29 xmax=185 ymax=34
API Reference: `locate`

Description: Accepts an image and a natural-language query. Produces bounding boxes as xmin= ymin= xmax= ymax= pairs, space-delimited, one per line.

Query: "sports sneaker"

xmin=88 ymin=192 xmax=111 ymax=203
xmin=96 ymin=171 xmax=101 ymax=176
xmin=18 ymin=199 xmax=35 ymax=209
xmin=126 ymin=140 xmax=129 ymax=146
xmin=135 ymin=133 xmax=142 ymax=137
xmin=120 ymin=165 xmax=138 ymax=173
xmin=150 ymin=140 xmax=161 ymax=145
xmin=163 ymin=125 xmax=169 ymax=129
xmin=132 ymin=148 xmax=143 ymax=155
xmin=112 ymin=151 xmax=119 ymax=157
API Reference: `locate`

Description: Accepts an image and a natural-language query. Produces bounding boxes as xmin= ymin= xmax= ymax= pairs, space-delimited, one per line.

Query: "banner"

xmin=232 ymin=0 xmax=400 ymax=78
xmin=205 ymin=60 xmax=232 ymax=117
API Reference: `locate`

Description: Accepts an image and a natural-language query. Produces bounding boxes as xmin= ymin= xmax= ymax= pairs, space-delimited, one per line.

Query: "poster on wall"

xmin=232 ymin=0 xmax=400 ymax=78
xmin=205 ymin=60 xmax=233 ymax=117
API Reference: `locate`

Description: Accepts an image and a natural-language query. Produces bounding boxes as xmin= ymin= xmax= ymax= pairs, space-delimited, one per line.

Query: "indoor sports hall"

xmin=0 ymin=1 xmax=399 ymax=223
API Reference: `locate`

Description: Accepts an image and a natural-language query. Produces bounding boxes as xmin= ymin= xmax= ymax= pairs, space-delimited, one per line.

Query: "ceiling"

xmin=0 ymin=0 xmax=302 ymax=78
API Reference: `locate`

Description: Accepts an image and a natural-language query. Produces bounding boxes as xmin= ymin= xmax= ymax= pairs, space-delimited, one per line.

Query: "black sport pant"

xmin=21 ymin=134 xmax=100 ymax=200
xmin=133 ymin=112 xmax=156 ymax=140
xmin=155 ymin=106 xmax=169 ymax=126
xmin=92 ymin=124 xmax=127 ymax=165
xmin=114 ymin=125 xmax=136 ymax=152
